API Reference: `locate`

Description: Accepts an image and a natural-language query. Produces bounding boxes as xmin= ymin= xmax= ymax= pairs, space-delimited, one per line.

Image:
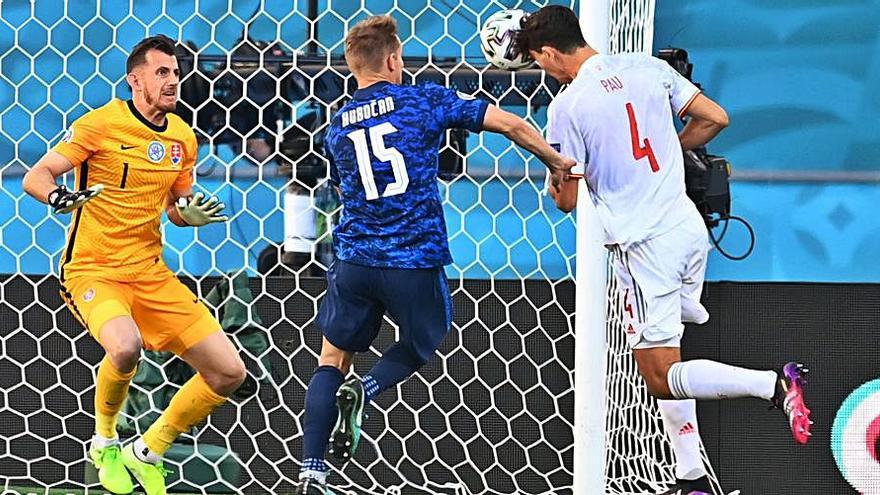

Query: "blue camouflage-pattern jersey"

xmin=325 ymin=81 xmax=489 ymax=268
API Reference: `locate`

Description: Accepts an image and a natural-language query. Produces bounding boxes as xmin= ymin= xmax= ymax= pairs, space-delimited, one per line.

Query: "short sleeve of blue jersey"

xmin=424 ymin=83 xmax=489 ymax=132
xmin=324 ymin=129 xmax=340 ymax=186
xmin=327 ymin=150 xmax=339 ymax=186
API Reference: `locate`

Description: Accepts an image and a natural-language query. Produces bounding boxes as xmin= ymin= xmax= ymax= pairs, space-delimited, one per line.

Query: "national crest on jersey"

xmin=147 ymin=140 xmax=166 ymax=163
xmin=170 ymin=143 xmax=182 ymax=167
xmin=325 ymin=81 xmax=489 ymax=268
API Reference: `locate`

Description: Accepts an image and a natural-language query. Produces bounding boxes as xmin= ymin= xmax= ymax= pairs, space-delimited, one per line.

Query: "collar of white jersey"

xmin=574 ymin=53 xmax=605 ymax=82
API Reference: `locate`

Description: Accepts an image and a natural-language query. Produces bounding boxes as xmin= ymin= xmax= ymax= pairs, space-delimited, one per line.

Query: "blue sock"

xmin=301 ymin=365 xmax=344 ymax=474
xmin=362 ymin=375 xmax=380 ymax=401
xmin=363 ymin=342 xmax=426 ymax=401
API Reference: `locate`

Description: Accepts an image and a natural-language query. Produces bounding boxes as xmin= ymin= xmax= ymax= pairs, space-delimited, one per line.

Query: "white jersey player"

xmin=516 ymin=6 xmax=812 ymax=495
xmin=549 ymin=51 xmax=712 ymax=348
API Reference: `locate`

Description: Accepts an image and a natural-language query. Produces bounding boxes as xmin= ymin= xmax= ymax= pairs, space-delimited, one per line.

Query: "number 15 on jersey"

xmin=346 ymin=122 xmax=409 ymax=200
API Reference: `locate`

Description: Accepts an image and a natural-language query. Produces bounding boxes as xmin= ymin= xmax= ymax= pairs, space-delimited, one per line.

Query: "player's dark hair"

xmin=516 ymin=6 xmax=587 ymax=55
xmin=345 ymin=15 xmax=401 ymax=73
xmin=127 ymin=35 xmax=177 ymax=73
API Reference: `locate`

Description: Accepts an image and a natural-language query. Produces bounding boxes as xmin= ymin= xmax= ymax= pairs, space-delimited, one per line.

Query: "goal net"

xmin=0 ymin=2 xmax=575 ymax=494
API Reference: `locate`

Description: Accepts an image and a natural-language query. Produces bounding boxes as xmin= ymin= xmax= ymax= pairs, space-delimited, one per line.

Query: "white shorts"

xmin=610 ymin=215 xmax=711 ymax=349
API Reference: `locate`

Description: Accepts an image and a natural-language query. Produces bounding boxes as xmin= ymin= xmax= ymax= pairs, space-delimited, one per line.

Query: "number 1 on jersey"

xmin=347 ymin=122 xmax=409 ymax=201
xmin=625 ymin=102 xmax=660 ymax=173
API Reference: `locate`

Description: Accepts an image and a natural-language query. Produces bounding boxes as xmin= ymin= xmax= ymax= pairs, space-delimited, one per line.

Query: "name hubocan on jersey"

xmin=325 ymin=82 xmax=488 ymax=269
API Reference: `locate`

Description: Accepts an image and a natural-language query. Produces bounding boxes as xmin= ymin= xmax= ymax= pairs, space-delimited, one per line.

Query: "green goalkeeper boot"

xmin=88 ymin=442 xmax=134 ymax=494
xmin=328 ymin=377 xmax=366 ymax=462
xmin=121 ymin=443 xmax=169 ymax=495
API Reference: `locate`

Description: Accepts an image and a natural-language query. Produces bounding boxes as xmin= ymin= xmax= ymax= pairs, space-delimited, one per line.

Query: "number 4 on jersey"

xmin=625 ymin=102 xmax=660 ymax=173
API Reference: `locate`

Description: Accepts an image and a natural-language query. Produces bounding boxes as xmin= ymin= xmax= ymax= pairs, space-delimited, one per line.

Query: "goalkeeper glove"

xmin=48 ymin=184 xmax=104 ymax=214
xmin=175 ymin=192 xmax=228 ymax=226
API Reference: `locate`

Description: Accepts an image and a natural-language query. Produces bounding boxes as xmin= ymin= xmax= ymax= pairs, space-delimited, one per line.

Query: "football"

xmin=479 ymin=9 xmax=532 ymax=70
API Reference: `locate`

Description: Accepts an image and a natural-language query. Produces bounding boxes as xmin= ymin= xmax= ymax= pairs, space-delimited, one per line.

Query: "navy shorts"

xmin=315 ymin=260 xmax=453 ymax=362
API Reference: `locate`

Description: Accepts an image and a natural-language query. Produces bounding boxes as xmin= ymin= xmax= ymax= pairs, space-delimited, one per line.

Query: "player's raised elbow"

xmin=22 ymin=164 xmax=50 ymax=200
xmin=694 ymin=108 xmax=728 ymax=132
xmin=24 ymin=151 xmax=74 ymax=201
xmin=689 ymin=95 xmax=729 ymax=129
xmin=22 ymin=168 xmax=37 ymax=197
xmin=712 ymin=108 xmax=730 ymax=129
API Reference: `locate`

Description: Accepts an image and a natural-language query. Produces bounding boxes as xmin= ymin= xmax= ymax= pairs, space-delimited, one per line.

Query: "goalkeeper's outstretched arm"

xmin=23 ymin=151 xmax=76 ymax=203
xmin=24 ymin=151 xmax=103 ymax=214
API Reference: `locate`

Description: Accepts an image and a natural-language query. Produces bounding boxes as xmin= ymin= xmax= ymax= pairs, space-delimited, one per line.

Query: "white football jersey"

xmin=547 ymin=52 xmax=703 ymax=248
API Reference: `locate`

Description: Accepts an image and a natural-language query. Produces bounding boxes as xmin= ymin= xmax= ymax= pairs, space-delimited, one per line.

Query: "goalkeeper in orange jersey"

xmin=22 ymin=35 xmax=246 ymax=495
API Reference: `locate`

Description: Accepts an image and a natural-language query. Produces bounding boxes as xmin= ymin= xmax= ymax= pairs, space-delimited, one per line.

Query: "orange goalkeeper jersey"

xmin=52 ymin=98 xmax=197 ymax=280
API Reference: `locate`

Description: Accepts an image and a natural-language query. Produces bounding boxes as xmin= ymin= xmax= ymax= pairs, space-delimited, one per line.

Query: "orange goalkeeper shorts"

xmin=59 ymin=260 xmax=220 ymax=355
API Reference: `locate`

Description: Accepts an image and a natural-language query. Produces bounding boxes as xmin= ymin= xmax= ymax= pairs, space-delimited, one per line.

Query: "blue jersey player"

xmin=295 ymin=15 xmax=575 ymax=495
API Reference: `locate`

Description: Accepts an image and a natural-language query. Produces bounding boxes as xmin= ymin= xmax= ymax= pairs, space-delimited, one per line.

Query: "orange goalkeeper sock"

xmin=94 ymin=357 xmax=137 ymax=439
xmin=142 ymin=374 xmax=227 ymax=455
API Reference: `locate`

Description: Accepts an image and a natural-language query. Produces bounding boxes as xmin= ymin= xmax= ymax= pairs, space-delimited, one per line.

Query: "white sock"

xmin=132 ymin=438 xmax=162 ymax=465
xmin=90 ymin=433 xmax=119 ymax=450
xmin=299 ymin=469 xmax=328 ymax=485
xmin=657 ymin=399 xmax=706 ymax=480
xmin=667 ymin=359 xmax=777 ymax=401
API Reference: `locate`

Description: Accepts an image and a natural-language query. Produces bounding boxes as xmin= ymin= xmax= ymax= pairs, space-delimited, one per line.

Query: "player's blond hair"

xmin=344 ymin=15 xmax=401 ymax=74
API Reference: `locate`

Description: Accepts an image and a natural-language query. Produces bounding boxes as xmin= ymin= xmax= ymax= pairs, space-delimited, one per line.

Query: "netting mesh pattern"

xmin=0 ymin=276 xmax=575 ymax=494
xmin=608 ymin=0 xmax=656 ymax=55
xmin=604 ymin=270 xmax=723 ymax=495
xmin=0 ymin=1 xmax=580 ymax=494
xmin=604 ymin=269 xmax=673 ymax=494
xmin=0 ymin=0 xmax=576 ymax=279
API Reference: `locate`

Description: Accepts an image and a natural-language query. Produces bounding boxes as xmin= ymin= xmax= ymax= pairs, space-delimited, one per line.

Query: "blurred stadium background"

xmin=0 ymin=0 xmax=878 ymax=494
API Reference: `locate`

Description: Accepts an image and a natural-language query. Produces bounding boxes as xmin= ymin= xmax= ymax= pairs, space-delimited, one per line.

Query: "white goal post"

xmin=574 ymin=2 xmax=611 ymax=494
